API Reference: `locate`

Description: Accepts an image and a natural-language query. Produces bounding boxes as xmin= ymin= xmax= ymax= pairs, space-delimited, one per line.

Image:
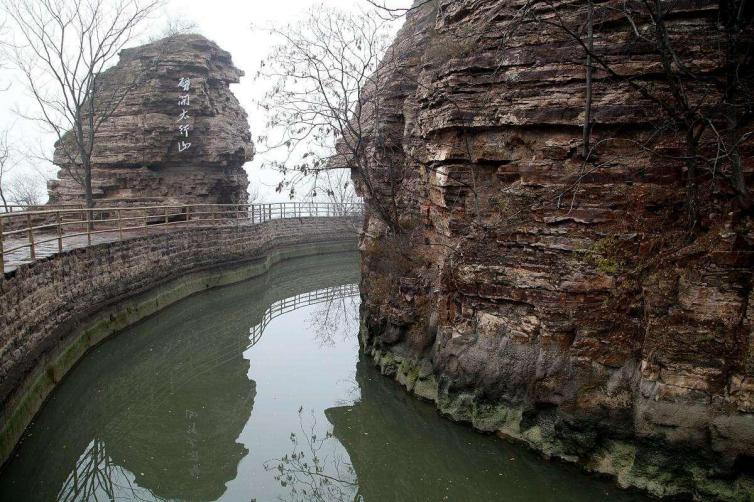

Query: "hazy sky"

xmin=0 ymin=0 xmax=409 ymax=202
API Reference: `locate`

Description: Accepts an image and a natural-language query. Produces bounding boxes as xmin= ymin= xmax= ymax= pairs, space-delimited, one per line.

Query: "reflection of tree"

xmin=58 ymin=438 xmax=164 ymax=502
xmin=265 ymin=409 xmax=360 ymax=502
xmin=248 ymin=283 xmax=359 ymax=348
xmin=0 ymin=252 xmax=362 ymax=501
xmin=306 ymin=289 xmax=360 ymax=347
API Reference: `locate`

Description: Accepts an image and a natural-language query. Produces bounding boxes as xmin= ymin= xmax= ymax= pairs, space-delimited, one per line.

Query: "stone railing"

xmin=0 ymin=202 xmax=363 ymax=273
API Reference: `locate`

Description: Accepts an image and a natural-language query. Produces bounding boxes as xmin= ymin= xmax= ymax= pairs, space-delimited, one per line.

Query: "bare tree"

xmin=6 ymin=171 xmax=46 ymax=206
xmin=516 ymin=0 xmax=753 ymax=230
xmin=0 ymin=129 xmax=13 ymax=211
xmin=0 ymin=18 xmax=12 ymax=91
xmin=254 ymin=6 xmax=399 ymax=224
xmin=248 ymin=182 xmax=260 ymax=204
xmin=307 ymin=286 xmax=360 ymax=346
xmin=264 ymin=409 xmax=358 ymax=502
xmin=364 ymin=0 xmax=752 ymax=236
xmin=365 ymin=0 xmax=435 ymax=20
xmin=582 ymin=0 xmax=594 ymax=157
xmin=319 ymin=168 xmax=359 ymax=215
xmin=2 ymin=0 xmax=162 ymax=208
xmin=148 ymin=15 xmax=199 ymax=42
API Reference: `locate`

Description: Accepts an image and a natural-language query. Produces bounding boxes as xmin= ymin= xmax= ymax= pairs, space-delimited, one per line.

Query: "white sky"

xmin=0 ymin=0 xmax=410 ymax=203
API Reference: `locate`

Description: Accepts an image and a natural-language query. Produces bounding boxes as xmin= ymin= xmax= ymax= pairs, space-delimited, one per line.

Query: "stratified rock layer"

xmin=353 ymin=1 xmax=754 ymax=499
xmin=48 ymin=34 xmax=254 ymax=205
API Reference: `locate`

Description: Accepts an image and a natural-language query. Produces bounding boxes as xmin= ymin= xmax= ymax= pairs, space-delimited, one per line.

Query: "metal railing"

xmin=0 ymin=202 xmax=363 ymax=274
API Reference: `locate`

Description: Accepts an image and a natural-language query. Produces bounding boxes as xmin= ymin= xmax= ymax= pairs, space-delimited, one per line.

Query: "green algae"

xmin=366 ymin=345 xmax=754 ymax=501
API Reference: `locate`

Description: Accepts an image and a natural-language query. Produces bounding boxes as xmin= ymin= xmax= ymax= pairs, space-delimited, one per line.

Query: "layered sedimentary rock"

xmin=48 ymin=34 xmax=254 ymax=205
xmin=353 ymin=1 xmax=754 ymax=499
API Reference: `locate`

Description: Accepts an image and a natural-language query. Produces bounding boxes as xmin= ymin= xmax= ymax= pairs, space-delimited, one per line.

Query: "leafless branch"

xmin=2 ymin=0 xmax=162 ymax=208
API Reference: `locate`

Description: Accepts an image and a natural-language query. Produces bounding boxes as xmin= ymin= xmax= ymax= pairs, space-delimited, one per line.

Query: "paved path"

xmin=2 ymin=222 xmax=241 ymax=274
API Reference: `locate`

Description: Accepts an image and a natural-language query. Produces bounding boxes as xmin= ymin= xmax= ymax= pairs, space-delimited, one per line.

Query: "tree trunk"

xmin=583 ymin=0 xmax=594 ymax=158
xmin=685 ymin=128 xmax=699 ymax=233
xmin=83 ymin=160 xmax=94 ymax=209
xmin=723 ymin=2 xmax=750 ymax=209
xmin=727 ymin=106 xmax=749 ymax=208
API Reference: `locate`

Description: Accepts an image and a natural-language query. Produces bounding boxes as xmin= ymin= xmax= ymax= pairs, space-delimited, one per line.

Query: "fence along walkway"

xmin=0 ymin=202 xmax=363 ymax=274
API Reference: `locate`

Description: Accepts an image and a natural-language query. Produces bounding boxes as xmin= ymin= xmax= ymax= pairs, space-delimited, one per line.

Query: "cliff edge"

xmin=352 ymin=1 xmax=754 ymax=499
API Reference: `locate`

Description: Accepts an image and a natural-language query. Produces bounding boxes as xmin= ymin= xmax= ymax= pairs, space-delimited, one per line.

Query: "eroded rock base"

xmin=363 ymin=338 xmax=754 ymax=501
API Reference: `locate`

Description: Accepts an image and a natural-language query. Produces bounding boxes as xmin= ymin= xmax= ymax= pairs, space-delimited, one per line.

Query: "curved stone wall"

xmin=0 ymin=217 xmax=360 ymax=466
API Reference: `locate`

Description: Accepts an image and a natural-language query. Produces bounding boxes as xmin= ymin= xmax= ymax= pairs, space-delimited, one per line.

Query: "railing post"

xmin=144 ymin=208 xmax=149 ymax=234
xmin=27 ymin=213 xmax=36 ymax=261
xmin=117 ymin=209 xmax=123 ymax=241
xmin=57 ymin=212 xmax=63 ymax=252
xmin=86 ymin=209 xmax=92 ymax=246
xmin=164 ymin=207 xmax=168 ymax=225
xmin=186 ymin=205 xmax=191 ymax=225
xmin=0 ymin=216 xmax=4 ymax=274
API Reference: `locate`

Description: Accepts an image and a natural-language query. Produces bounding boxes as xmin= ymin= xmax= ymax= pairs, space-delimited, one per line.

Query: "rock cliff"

xmin=353 ymin=1 xmax=754 ymax=499
xmin=48 ymin=34 xmax=254 ymax=206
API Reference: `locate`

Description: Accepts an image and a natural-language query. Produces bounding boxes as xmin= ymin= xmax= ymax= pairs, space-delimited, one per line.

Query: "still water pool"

xmin=0 ymin=252 xmax=647 ymax=501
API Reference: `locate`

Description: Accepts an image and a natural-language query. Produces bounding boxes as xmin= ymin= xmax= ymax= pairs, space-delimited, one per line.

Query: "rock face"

xmin=353 ymin=1 xmax=754 ymax=499
xmin=48 ymin=34 xmax=254 ymax=206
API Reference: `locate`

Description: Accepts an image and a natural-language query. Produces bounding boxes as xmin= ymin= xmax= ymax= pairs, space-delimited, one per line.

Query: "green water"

xmin=0 ymin=252 xmax=647 ymax=501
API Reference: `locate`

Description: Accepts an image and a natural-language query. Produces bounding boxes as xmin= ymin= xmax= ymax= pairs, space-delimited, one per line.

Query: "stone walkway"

xmin=2 ymin=222 xmax=241 ymax=274
xmin=2 ymin=210 xmax=360 ymax=275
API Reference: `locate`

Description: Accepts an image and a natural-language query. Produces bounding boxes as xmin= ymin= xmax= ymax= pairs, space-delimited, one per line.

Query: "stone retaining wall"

xmin=0 ymin=217 xmax=360 ymax=466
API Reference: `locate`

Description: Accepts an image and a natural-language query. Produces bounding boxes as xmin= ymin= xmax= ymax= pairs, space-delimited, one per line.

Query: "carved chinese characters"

xmin=177 ymin=76 xmax=192 ymax=153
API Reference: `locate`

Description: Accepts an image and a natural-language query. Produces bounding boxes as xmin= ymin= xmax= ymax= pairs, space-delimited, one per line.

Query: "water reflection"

xmin=265 ymin=410 xmax=358 ymax=502
xmin=251 ymin=284 xmax=360 ymax=349
xmin=0 ymin=251 xmax=647 ymax=502
xmin=0 ymin=252 xmax=359 ymax=502
xmin=58 ymin=439 xmax=161 ymax=502
xmin=325 ymin=356 xmax=647 ymax=502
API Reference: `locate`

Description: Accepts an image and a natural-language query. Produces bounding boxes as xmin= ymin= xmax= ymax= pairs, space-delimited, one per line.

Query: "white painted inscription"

xmin=177 ymin=77 xmax=193 ymax=152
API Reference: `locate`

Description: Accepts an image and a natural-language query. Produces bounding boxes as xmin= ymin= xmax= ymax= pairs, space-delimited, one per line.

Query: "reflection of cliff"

xmin=326 ymin=356 xmax=644 ymax=502
xmin=100 ymin=297 xmax=256 ymax=501
xmin=0 ymin=252 xmax=359 ymax=502
xmin=15 ymin=271 xmax=258 ymax=502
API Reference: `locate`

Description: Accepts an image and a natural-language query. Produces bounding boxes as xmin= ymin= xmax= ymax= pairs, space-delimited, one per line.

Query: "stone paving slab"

xmin=2 ymin=221 xmax=246 ymax=274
